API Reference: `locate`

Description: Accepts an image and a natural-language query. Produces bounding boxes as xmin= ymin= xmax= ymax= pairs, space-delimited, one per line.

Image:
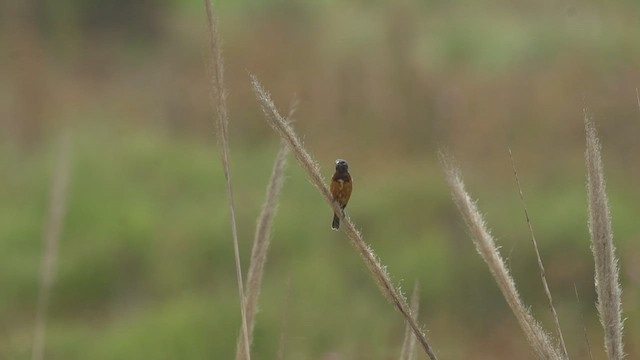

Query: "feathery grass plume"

xmin=440 ymin=152 xmax=565 ymax=360
xmin=250 ymin=74 xmax=438 ymax=360
xmin=574 ymin=285 xmax=594 ymax=360
xmin=584 ymin=114 xmax=625 ymax=360
xmin=236 ymin=128 xmax=291 ymax=360
xmin=32 ymin=132 xmax=72 ymax=360
xmin=202 ymin=1 xmax=251 ymax=358
xmin=509 ymin=149 xmax=568 ymax=359
xmin=399 ymin=282 xmax=420 ymax=360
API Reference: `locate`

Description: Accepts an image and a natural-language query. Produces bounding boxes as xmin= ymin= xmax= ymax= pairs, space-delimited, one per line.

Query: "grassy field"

xmin=2 ymin=121 xmax=639 ymax=358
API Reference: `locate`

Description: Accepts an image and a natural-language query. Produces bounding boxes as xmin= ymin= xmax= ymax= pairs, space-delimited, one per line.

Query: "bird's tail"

xmin=331 ymin=213 xmax=340 ymax=230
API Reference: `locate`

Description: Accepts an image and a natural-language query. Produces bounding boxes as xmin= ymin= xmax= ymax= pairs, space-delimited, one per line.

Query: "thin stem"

xmin=509 ymin=148 xmax=569 ymax=359
xmin=32 ymin=132 xmax=72 ymax=360
xmin=203 ymin=1 xmax=251 ymax=359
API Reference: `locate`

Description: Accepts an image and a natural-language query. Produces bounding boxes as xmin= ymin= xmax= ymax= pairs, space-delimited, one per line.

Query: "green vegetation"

xmin=2 ymin=122 xmax=639 ymax=358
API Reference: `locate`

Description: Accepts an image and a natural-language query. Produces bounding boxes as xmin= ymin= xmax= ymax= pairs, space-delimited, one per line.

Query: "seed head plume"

xmin=584 ymin=112 xmax=625 ymax=360
xmin=440 ymin=152 xmax=565 ymax=360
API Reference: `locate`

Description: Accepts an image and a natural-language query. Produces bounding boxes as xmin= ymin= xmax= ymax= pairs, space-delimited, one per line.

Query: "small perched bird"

xmin=330 ymin=159 xmax=352 ymax=230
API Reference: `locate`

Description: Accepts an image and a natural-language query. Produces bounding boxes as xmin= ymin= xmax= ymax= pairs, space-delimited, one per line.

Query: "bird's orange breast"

xmin=330 ymin=177 xmax=352 ymax=207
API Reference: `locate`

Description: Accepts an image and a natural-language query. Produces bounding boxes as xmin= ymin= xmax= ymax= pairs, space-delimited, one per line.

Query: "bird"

xmin=330 ymin=159 xmax=352 ymax=230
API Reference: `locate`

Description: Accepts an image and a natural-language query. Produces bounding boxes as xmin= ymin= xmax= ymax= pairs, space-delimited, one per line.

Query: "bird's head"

xmin=335 ymin=159 xmax=349 ymax=173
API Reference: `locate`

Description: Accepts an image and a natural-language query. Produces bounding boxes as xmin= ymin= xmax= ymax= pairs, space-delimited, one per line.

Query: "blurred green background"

xmin=1 ymin=0 xmax=640 ymax=359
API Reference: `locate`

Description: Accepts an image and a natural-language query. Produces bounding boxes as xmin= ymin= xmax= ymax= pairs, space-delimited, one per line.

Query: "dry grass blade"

xmin=235 ymin=140 xmax=290 ymax=360
xmin=203 ymin=1 xmax=251 ymax=359
xmin=32 ymin=132 xmax=72 ymax=360
xmin=440 ymin=153 xmax=565 ymax=360
xmin=399 ymin=282 xmax=420 ymax=360
xmin=584 ymin=114 xmax=625 ymax=360
xmin=509 ymin=149 xmax=568 ymax=359
xmin=250 ymin=74 xmax=438 ymax=360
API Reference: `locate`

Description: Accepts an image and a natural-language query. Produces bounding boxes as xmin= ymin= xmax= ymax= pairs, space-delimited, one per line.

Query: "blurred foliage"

xmin=1 ymin=0 xmax=640 ymax=359
xmin=2 ymin=125 xmax=639 ymax=359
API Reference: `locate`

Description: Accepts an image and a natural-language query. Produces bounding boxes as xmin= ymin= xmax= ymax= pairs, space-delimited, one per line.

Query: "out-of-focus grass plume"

xmin=1 ymin=0 xmax=640 ymax=359
xmin=585 ymin=115 xmax=625 ymax=360
xmin=442 ymin=154 xmax=565 ymax=360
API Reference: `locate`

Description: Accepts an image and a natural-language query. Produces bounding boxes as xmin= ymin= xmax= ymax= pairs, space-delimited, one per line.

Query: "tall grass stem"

xmin=399 ymin=281 xmax=420 ymax=360
xmin=441 ymin=152 xmax=564 ymax=360
xmin=236 ymin=138 xmax=290 ymax=360
xmin=203 ymin=1 xmax=251 ymax=359
xmin=509 ymin=148 xmax=568 ymax=358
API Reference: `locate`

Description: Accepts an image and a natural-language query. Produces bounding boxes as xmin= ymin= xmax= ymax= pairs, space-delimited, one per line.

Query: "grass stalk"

xmin=203 ymin=2 xmax=251 ymax=359
xmin=584 ymin=113 xmax=625 ymax=360
xmin=250 ymin=74 xmax=438 ymax=360
xmin=32 ymin=132 xmax=72 ymax=360
xmin=440 ymin=153 xmax=564 ymax=360
xmin=509 ymin=149 xmax=568 ymax=358
xmin=235 ymin=140 xmax=290 ymax=360
xmin=399 ymin=281 xmax=420 ymax=360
